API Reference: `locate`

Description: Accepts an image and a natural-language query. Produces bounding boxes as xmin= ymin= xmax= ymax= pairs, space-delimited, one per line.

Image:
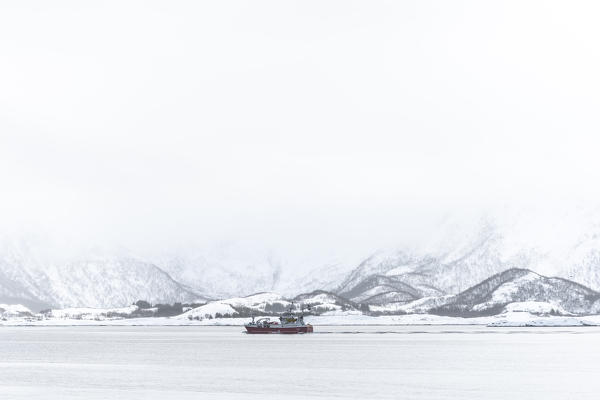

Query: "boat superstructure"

xmin=245 ymin=305 xmax=313 ymax=334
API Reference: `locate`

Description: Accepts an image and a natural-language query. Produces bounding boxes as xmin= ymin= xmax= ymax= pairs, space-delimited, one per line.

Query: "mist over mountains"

xmin=3 ymin=0 xmax=600 ymax=324
xmin=2 ymin=205 xmax=600 ymax=313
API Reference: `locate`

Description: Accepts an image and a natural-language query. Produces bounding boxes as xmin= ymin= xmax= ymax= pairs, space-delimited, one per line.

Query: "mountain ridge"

xmin=3 ymin=207 xmax=600 ymax=310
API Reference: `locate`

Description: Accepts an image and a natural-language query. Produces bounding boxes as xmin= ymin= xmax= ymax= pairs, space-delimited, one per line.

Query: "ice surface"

xmin=1 ymin=326 xmax=600 ymax=399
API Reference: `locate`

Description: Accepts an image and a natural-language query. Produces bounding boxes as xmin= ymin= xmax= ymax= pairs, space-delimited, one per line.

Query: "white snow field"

xmin=3 ymin=309 xmax=600 ymax=327
xmin=1 ymin=326 xmax=600 ymax=400
xmin=0 ymin=304 xmax=32 ymax=318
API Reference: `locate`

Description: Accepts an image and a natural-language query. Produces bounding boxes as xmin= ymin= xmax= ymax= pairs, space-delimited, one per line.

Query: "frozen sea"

xmin=1 ymin=325 xmax=599 ymax=399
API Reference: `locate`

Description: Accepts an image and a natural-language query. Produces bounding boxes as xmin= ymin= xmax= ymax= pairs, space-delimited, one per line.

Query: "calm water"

xmin=1 ymin=325 xmax=599 ymax=399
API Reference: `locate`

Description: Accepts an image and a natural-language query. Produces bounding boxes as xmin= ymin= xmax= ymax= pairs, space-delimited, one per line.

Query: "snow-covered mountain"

xmin=0 ymin=303 xmax=33 ymax=319
xmin=152 ymin=243 xmax=285 ymax=299
xmin=333 ymin=207 xmax=600 ymax=304
xmin=366 ymin=269 xmax=600 ymax=316
xmin=176 ymin=290 xmax=356 ymax=320
xmin=175 ymin=269 xmax=600 ymax=318
xmin=429 ymin=268 xmax=600 ymax=316
xmin=0 ymin=239 xmax=205 ymax=310
xmin=151 ymin=242 xmax=362 ymax=299
xmin=4 ymin=268 xmax=600 ymax=320
xmin=2 ymin=205 xmax=600 ymax=311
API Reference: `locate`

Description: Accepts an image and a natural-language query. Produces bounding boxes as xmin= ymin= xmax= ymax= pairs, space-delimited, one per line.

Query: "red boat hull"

xmin=245 ymin=325 xmax=313 ymax=334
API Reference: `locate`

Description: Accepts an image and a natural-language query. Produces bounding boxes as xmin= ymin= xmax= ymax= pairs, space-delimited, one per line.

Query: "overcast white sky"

xmin=1 ymin=1 xmax=600 ymax=260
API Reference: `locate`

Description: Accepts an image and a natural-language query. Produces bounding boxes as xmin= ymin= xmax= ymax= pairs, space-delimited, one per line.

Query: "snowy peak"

xmin=40 ymin=257 xmax=206 ymax=308
xmin=430 ymin=269 xmax=600 ymax=316
xmin=152 ymin=242 xmax=287 ymax=298
xmin=332 ymin=210 xmax=600 ymax=308
xmin=0 ymin=241 xmax=207 ymax=309
xmin=177 ymin=290 xmax=359 ymax=321
xmin=4 ymin=206 xmax=600 ymax=311
xmin=339 ymin=275 xmax=423 ymax=305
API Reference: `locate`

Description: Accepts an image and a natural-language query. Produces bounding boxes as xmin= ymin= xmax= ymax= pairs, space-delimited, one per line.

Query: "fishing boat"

xmin=245 ymin=306 xmax=313 ymax=334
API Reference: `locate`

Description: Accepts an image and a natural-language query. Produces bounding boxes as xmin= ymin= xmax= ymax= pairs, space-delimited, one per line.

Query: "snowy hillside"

xmin=153 ymin=243 xmax=286 ymax=298
xmin=3 ymin=206 xmax=600 ymax=310
xmin=3 ymin=269 xmax=600 ymax=324
xmin=177 ymin=290 xmax=357 ymax=321
xmin=153 ymin=244 xmax=362 ymax=299
xmin=0 ymin=239 xmax=205 ymax=309
xmin=174 ymin=270 xmax=600 ymax=320
xmin=425 ymin=269 xmax=600 ymax=316
xmin=332 ymin=208 xmax=600 ymax=306
xmin=0 ymin=303 xmax=32 ymax=318
xmin=340 ymin=274 xmax=428 ymax=305
xmin=47 ymin=305 xmax=139 ymax=320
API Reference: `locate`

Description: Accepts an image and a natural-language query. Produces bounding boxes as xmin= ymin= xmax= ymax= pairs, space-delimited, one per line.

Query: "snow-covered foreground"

xmin=3 ymin=310 xmax=600 ymax=327
xmin=2 ymin=325 xmax=600 ymax=400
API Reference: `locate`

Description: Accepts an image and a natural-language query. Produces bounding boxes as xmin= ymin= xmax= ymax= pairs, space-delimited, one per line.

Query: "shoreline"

xmin=3 ymin=312 xmax=600 ymax=328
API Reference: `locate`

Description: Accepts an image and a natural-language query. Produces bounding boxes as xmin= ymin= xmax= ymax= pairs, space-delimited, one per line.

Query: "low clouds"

xmin=1 ymin=1 xmax=599 ymax=265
